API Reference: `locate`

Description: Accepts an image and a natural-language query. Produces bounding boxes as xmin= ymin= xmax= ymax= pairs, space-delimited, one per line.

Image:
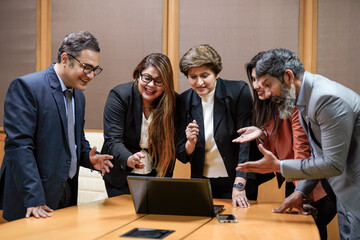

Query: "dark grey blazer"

xmin=0 ymin=65 xmax=92 ymax=221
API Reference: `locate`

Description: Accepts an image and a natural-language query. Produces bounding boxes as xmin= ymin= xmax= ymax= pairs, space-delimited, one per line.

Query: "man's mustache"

xmin=271 ymin=95 xmax=285 ymax=104
xmin=271 ymin=95 xmax=295 ymax=104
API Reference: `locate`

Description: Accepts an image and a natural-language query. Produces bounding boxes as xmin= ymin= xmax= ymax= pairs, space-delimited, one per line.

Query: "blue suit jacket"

xmin=281 ymin=72 xmax=360 ymax=220
xmin=0 ymin=65 xmax=92 ymax=221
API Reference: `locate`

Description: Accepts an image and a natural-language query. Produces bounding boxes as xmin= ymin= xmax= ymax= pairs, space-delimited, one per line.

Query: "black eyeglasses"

xmin=67 ymin=53 xmax=103 ymax=76
xmin=140 ymin=72 xmax=163 ymax=87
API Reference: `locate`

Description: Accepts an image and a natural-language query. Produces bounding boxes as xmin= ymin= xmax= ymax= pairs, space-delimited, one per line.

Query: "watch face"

xmin=234 ymin=182 xmax=245 ymax=191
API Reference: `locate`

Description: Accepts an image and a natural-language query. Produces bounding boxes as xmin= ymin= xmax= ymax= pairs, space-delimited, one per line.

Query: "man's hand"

xmin=89 ymin=146 xmax=114 ymax=176
xmin=236 ymin=144 xmax=281 ymax=173
xmin=232 ymin=126 xmax=264 ymax=143
xmin=273 ymin=191 xmax=314 ymax=215
xmin=26 ymin=205 xmax=53 ymax=218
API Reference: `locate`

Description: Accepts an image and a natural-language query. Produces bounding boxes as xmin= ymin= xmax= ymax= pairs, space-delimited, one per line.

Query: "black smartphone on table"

xmin=216 ymin=214 xmax=238 ymax=223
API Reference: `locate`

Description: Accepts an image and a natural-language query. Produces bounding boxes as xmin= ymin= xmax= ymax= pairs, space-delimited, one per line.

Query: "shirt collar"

xmin=199 ymin=81 xmax=217 ymax=103
xmin=296 ymin=71 xmax=307 ymax=108
xmin=54 ymin=65 xmax=72 ymax=92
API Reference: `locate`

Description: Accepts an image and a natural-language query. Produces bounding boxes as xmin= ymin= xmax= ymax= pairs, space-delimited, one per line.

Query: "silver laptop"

xmin=127 ymin=176 xmax=224 ymax=217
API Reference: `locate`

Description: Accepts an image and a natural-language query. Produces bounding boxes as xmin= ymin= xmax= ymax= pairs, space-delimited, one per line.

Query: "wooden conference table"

xmin=0 ymin=195 xmax=319 ymax=240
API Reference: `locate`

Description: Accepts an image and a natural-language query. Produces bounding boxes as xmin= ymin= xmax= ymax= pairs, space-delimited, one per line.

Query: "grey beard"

xmin=272 ymin=86 xmax=296 ymax=120
xmin=278 ymin=98 xmax=295 ymax=119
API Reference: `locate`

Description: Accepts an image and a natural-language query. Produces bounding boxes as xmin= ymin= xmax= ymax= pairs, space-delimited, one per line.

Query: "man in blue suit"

xmin=0 ymin=31 xmax=113 ymax=221
xmin=235 ymin=48 xmax=360 ymax=239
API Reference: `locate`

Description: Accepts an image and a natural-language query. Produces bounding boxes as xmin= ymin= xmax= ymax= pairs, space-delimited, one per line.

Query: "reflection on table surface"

xmin=0 ymin=195 xmax=319 ymax=240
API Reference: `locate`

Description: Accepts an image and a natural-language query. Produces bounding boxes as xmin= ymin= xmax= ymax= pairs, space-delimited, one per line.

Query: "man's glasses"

xmin=67 ymin=53 xmax=103 ymax=76
xmin=140 ymin=72 xmax=163 ymax=87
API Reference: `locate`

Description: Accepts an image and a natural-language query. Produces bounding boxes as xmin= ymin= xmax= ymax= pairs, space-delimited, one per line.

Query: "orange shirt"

xmin=263 ymin=108 xmax=326 ymax=202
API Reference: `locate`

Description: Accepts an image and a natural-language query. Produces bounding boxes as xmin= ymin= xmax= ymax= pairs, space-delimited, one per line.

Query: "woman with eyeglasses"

xmin=102 ymin=53 xmax=177 ymax=197
xmin=176 ymin=44 xmax=261 ymax=207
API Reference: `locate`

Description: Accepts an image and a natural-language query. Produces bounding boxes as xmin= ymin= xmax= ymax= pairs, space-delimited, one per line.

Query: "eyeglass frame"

xmin=67 ymin=53 xmax=103 ymax=76
xmin=139 ymin=71 xmax=163 ymax=87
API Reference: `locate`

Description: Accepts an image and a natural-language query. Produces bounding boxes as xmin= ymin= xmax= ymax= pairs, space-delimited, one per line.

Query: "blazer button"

xmin=66 ymin=160 xmax=71 ymax=164
xmin=61 ymin=182 xmax=67 ymax=188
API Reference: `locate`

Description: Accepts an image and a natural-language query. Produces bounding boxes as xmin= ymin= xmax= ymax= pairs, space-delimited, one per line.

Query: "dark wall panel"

xmin=318 ymin=0 xmax=360 ymax=94
xmin=0 ymin=0 xmax=37 ymax=127
xmin=179 ymin=0 xmax=299 ymax=93
xmin=52 ymin=0 xmax=163 ymax=129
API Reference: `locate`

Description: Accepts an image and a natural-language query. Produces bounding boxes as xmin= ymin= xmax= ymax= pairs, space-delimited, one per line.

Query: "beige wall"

xmin=1 ymin=0 xmax=359 ymax=128
xmin=0 ymin=0 xmax=37 ymax=125
xmin=51 ymin=0 xmax=163 ymax=129
xmin=178 ymin=0 xmax=299 ymax=92
xmin=317 ymin=0 xmax=360 ymax=94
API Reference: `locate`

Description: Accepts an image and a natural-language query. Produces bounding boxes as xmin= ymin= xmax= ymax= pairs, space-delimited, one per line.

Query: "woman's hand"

xmin=232 ymin=177 xmax=250 ymax=208
xmin=232 ymin=126 xmax=265 ymax=143
xmin=185 ymin=120 xmax=199 ymax=155
xmin=186 ymin=120 xmax=199 ymax=143
xmin=127 ymin=152 xmax=146 ymax=169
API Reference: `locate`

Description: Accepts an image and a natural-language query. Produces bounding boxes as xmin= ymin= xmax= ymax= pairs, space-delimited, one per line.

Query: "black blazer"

xmin=0 ymin=65 xmax=92 ymax=221
xmin=102 ymin=82 xmax=175 ymax=189
xmin=176 ymin=78 xmax=258 ymax=185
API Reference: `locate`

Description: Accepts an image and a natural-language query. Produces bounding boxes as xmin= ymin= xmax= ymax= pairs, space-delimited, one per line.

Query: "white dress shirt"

xmin=200 ymin=88 xmax=228 ymax=178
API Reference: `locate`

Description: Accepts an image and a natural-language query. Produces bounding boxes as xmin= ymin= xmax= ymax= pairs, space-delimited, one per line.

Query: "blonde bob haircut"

xmin=179 ymin=44 xmax=222 ymax=77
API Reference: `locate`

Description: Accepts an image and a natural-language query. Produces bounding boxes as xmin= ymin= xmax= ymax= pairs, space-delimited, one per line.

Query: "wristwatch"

xmin=233 ymin=182 xmax=245 ymax=191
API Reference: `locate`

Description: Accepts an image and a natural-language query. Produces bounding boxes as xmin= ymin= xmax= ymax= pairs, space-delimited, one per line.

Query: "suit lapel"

xmin=133 ymin=83 xmax=142 ymax=142
xmin=48 ymin=66 xmax=68 ymax=142
xmin=213 ymin=79 xmax=226 ymax=135
xmin=190 ymin=92 xmax=205 ymax=148
xmin=297 ymin=107 xmax=308 ymax=132
xmin=296 ymin=72 xmax=322 ymax=155
xmin=296 ymin=72 xmax=313 ymax=134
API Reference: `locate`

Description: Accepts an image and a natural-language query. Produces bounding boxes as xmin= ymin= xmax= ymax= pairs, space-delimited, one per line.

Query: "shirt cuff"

xmin=294 ymin=189 xmax=306 ymax=198
xmin=280 ymin=161 xmax=284 ymax=175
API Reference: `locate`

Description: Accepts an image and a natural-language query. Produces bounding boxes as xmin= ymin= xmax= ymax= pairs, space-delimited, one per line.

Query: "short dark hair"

xmin=57 ymin=31 xmax=100 ymax=63
xmin=256 ymin=48 xmax=304 ymax=83
xmin=179 ymin=44 xmax=222 ymax=76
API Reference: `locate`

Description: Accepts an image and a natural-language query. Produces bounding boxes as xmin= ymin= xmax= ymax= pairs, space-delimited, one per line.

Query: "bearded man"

xmin=236 ymin=48 xmax=360 ymax=239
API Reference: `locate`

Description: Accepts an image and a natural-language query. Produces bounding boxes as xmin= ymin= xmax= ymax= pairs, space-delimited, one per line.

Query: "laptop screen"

xmin=127 ymin=176 xmax=222 ymax=217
